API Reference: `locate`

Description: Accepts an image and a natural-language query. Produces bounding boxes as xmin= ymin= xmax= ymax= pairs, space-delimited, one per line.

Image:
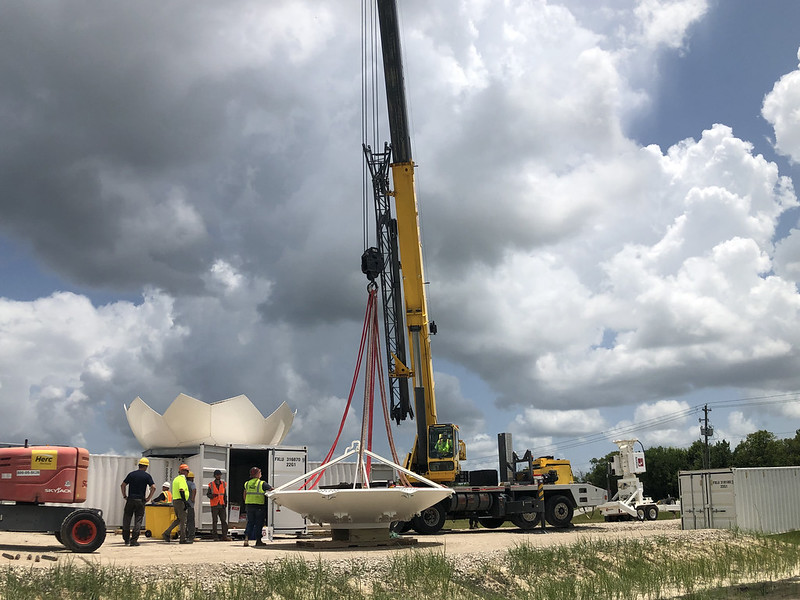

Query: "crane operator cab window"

xmin=430 ymin=426 xmax=455 ymax=459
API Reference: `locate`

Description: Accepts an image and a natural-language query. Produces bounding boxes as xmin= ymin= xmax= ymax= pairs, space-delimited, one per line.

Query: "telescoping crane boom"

xmin=361 ymin=0 xmax=463 ymax=483
xmin=360 ymin=0 xmax=608 ymax=533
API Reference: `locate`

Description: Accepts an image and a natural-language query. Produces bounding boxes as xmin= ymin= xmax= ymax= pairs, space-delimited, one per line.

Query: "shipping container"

xmin=679 ymin=467 xmax=800 ymax=534
xmin=145 ymin=444 xmax=307 ymax=536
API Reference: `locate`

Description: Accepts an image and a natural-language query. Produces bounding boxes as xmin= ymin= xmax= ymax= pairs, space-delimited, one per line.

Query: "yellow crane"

xmin=360 ymin=0 xmax=607 ymax=533
xmin=361 ymin=0 xmax=463 ymax=484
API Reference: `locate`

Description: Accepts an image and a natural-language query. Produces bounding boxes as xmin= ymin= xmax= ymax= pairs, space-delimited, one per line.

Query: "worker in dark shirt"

xmin=120 ymin=457 xmax=156 ymax=546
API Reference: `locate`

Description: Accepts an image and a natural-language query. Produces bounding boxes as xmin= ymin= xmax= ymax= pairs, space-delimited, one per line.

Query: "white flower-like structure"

xmin=124 ymin=393 xmax=294 ymax=449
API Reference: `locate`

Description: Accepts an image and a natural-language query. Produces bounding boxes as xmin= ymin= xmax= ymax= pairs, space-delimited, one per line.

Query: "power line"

xmin=463 ymin=392 xmax=800 ymax=461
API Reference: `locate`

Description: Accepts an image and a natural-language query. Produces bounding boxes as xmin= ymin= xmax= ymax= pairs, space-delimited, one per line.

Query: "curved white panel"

xmin=163 ymin=393 xmax=213 ymax=445
xmin=210 ymin=394 xmax=265 ymax=444
xmin=263 ymin=401 xmax=294 ymax=446
xmin=270 ymin=487 xmax=453 ymax=529
xmin=124 ymin=397 xmax=179 ymax=449
xmin=124 ymin=394 xmax=294 ymax=450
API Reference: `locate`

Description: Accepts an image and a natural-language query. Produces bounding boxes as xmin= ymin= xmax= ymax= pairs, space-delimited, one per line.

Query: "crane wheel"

xmin=478 ymin=518 xmax=505 ymax=529
xmin=60 ymin=510 xmax=106 ymax=553
xmin=645 ymin=505 xmax=659 ymax=521
xmin=390 ymin=520 xmax=412 ymax=534
xmin=411 ymin=502 xmax=446 ymax=534
xmin=510 ymin=510 xmax=541 ymax=530
xmin=544 ymin=495 xmax=574 ymax=528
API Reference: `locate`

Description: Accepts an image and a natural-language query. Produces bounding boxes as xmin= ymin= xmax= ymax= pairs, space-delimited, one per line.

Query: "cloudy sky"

xmin=2 ymin=0 xmax=800 ymax=473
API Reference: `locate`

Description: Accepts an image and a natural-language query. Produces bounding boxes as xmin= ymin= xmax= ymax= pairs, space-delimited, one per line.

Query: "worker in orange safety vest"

xmin=152 ymin=481 xmax=172 ymax=504
xmin=206 ymin=469 xmax=231 ymax=541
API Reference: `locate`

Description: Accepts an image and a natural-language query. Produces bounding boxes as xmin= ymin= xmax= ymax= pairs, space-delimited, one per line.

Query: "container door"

xmin=192 ymin=445 xmax=229 ymax=532
xmin=680 ymin=469 xmax=736 ymax=530
xmin=268 ymin=448 xmax=307 ymax=534
xmin=705 ymin=470 xmax=736 ymax=529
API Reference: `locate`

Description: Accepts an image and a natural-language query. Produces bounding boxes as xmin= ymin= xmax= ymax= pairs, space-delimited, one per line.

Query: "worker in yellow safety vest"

xmin=162 ymin=464 xmax=191 ymax=544
xmin=242 ymin=466 xmax=272 ymax=547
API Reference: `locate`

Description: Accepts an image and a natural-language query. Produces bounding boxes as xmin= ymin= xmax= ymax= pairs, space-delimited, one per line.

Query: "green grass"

xmin=1 ymin=529 xmax=797 ymax=599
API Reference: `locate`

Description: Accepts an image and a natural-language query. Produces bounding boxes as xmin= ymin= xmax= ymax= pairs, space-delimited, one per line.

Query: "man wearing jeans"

xmin=243 ymin=466 xmax=272 ymax=547
xmin=120 ymin=457 xmax=156 ymax=546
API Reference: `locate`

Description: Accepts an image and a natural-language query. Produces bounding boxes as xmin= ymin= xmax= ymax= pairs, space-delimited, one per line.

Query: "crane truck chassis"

xmin=0 ymin=445 xmax=107 ymax=552
xmin=396 ymin=434 xmax=607 ymax=534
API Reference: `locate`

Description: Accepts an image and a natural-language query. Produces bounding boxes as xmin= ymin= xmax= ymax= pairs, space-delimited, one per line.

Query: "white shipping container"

xmin=146 ymin=444 xmax=308 ymax=536
xmin=78 ymin=446 xmax=309 ymax=535
xmin=679 ymin=467 xmax=800 ymax=534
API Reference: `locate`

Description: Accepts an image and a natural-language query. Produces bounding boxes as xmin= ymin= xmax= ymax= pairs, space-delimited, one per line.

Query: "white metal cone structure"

xmin=269 ymin=441 xmax=454 ymax=529
xmin=124 ymin=394 xmax=294 ymax=449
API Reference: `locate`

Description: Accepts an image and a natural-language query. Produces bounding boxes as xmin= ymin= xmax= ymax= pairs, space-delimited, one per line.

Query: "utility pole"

xmin=699 ymin=404 xmax=713 ymax=469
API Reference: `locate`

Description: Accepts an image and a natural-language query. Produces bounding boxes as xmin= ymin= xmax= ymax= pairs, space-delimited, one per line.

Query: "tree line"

xmin=582 ymin=429 xmax=800 ymax=502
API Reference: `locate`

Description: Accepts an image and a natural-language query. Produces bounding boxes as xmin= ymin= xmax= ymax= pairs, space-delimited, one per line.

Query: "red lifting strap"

xmin=303 ymin=285 xmax=409 ymax=490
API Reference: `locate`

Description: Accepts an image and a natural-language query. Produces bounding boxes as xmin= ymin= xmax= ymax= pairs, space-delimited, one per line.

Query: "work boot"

xmin=162 ymin=533 xmax=171 ymax=543
xmin=255 ymin=539 xmax=267 ymax=547
xmin=243 ymin=540 xmax=249 ymax=546
xmin=222 ymin=536 xmax=232 ymax=541
xmin=130 ymin=540 xmax=140 ymax=547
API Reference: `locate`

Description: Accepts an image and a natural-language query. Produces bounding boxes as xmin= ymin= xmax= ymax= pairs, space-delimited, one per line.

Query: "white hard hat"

xmin=162 ymin=481 xmax=170 ymax=488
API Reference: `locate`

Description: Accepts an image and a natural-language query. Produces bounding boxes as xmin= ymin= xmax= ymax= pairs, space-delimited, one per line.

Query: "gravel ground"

xmin=0 ymin=518 xmax=731 ymax=571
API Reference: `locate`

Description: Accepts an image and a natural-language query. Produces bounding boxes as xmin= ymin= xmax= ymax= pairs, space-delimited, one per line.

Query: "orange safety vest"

xmin=209 ymin=480 xmax=226 ymax=507
xmin=163 ymin=490 xmax=173 ymax=503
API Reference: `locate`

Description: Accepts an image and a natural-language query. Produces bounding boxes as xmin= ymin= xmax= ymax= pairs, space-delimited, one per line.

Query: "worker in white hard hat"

xmin=152 ymin=481 xmax=172 ymax=504
xmin=120 ymin=457 xmax=156 ymax=546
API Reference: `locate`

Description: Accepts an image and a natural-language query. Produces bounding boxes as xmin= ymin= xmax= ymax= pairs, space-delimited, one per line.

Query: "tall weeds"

xmin=0 ymin=531 xmax=797 ymax=599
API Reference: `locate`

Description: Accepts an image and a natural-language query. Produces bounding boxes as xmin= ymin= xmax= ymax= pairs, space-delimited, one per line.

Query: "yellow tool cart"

xmin=144 ymin=503 xmax=177 ymax=539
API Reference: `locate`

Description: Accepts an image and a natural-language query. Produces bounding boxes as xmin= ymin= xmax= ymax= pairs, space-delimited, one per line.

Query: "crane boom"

xmin=362 ymin=0 xmax=460 ymax=481
xmin=357 ymin=2 xmax=608 ymax=529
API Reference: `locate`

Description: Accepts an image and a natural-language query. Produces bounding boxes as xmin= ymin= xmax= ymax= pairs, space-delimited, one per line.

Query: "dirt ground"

xmin=0 ymin=518 xmax=735 ymax=569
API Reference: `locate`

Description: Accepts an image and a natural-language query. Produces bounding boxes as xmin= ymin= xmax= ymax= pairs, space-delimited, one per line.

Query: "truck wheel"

xmin=645 ymin=505 xmax=659 ymax=521
xmin=545 ymin=495 xmax=574 ymax=528
xmin=636 ymin=507 xmax=646 ymax=521
xmin=479 ymin=518 xmax=505 ymax=529
xmin=411 ymin=502 xmax=446 ymax=534
xmin=390 ymin=520 xmax=412 ymax=534
xmin=510 ymin=511 xmax=540 ymax=530
xmin=60 ymin=510 xmax=106 ymax=553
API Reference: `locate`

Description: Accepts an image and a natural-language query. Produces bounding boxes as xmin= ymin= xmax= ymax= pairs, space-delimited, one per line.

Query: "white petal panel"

xmin=210 ymin=394 xmax=266 ymax=445
xmin=262 ymin=401 xmax=294 ymax=445
xmin=162 ymin=393 xmax=213 ymax=445
xmin=124 ymin=397 xmax=180 ymax=449
xmin=125 ymin=394 xmax=294 ymax=449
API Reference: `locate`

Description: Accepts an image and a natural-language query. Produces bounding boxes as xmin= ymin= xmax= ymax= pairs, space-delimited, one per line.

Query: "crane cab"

xmin=426 ymin=423 xmax=463 ymax=483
